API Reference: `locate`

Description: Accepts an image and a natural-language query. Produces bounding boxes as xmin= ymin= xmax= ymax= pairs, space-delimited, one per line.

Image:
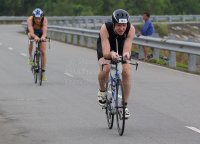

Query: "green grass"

xmin=131 ymin=48 xmax=137 ymax=52
xmin=148 ymin=58 xmax=168 ymax=65
xmin=154 ymin=23 xmax=169 ymax=36
xmin=0 ymin=22 xmax=22 ymax=25
xmin=176 ymin=62 xmax=188 ymax=69
xmin=148 ymin=58 xmax=188 ymax=69
xmin=138 ymin=24 xmax=143 ymax=30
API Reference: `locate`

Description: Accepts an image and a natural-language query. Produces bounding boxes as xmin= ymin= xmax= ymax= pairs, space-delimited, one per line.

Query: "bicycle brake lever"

xmin=49 ymin=39 xmax=51 ymax=49
xmin=102 ymin=62 xmax=104 ymax=71
xmin=136 ymin=62 xmax=139 ymax=70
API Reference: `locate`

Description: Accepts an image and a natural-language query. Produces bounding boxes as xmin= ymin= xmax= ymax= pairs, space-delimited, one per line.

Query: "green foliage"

xmin=176 ymin=62 xmax=188 ymax=69
xmin=148 ymin=58 xmax=168 ymax=65
xmin=1 ymin=0 xmax=200 ymax=16
xmin=148 ymin=59 xmax=158 ymax=63
xmin=154 ymin=23 xmax=168 ymax=36
xmin=148 ymin=58 xmax=188 ymax=69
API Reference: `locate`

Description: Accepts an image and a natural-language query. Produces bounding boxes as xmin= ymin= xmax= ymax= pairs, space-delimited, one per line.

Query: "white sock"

xmin=29 ymin=55 xmax=33 ymax=61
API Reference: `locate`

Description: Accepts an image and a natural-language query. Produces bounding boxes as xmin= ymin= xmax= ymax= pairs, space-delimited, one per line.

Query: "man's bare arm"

xmin=27 ymin=18 xmax=36 ymax=38
xmin=100 ymin=24 xmax=111 ymax=59
xmin=42 ymin=18 xmax=48 ymax=38
xmin=123 ymin=25 xmax=135 ymax=55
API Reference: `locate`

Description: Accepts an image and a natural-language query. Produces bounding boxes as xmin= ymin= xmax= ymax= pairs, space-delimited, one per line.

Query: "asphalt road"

xmin=0 ymin=25 xmax=200 ymax=144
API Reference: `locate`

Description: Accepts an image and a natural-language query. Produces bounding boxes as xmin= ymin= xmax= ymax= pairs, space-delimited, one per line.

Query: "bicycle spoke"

xmin=116 ymin=80 xmax=125 ymax=136
xmin=105 ymin=81 xmax=114 ymax=129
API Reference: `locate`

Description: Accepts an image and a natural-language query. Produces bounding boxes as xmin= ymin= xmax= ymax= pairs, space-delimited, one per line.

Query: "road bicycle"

xmin=29 ymin=37 xmax=51 ymax=86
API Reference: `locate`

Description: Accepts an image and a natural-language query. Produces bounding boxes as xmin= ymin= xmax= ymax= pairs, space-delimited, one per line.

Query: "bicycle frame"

xmin=28 ymin=37 xmax=51 ymax=85
xmin=109 ymin=63 xmax=121 ymax=109
xmin=102 ymin=57 xmax=138 ymax=110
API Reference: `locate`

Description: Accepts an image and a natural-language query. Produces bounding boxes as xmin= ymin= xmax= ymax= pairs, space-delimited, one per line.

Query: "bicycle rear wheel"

xmin=105 ymin=81 xmax=114 ymax=129
xmin=33 ymin=54 xmax=38 ymax=83
xmin=116 ymin=79 xmax=125 ymax=136
xmin=38 ymin=52 xmax=42 ymax=86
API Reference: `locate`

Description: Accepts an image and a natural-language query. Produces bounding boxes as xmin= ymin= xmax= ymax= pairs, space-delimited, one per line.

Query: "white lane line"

xmin=108 ymin=91 xmax=122 ymax=98
xmin=185 ymin=126 xmax=200 ymax=134
xmin=17 ymin=98 xmax=48 ymax=101
xmin=21 ymin=53 xmax=27 ymax=56
xmin=64 ymin=73 xmax=74 ymax=77
xmin=8 ymin=47 xmax=13 ymax=50
xmin=139 ymin=61 xmax=200 ymax=77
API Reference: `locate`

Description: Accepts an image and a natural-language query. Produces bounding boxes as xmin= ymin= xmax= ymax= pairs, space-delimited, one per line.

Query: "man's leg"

xmin=28 ymin=33 xmax=34 ymax=65
xmin=122 ymin=62 xmax=131 ymax=103
xmin=98 ymin=58 xmax=110 ymax=91
xmin=97 ymin=57 xmax=110 ymax=106
xmin=143 ymin=46 xmax=148 ymax=60
xmin=122 ymin=62 xmax=131 ymax=118
xmin=40 ymin=42 xmax=47 ymax=80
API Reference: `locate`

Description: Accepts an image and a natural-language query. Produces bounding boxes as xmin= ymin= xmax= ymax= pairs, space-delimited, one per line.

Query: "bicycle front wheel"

xmin=105 ymin=81 xmax=114 ymax=129
xmin=116 ymin=79 xmax=125 ymax=136
xmin=38 ymin=52 xmax=42 ymax=86
xmin=33 ymin=54 xmax=37 ymax=83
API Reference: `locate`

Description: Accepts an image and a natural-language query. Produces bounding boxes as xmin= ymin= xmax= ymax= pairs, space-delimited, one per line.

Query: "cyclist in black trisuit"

xmin=97 ymin=9 xmax=135 ymax=118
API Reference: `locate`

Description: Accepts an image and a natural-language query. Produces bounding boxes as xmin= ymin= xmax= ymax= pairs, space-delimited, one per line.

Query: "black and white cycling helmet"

xmin=112 ymin=9 xmax=130 ymax=24
xmin=32 ymin=8 xmax=44 ymax=17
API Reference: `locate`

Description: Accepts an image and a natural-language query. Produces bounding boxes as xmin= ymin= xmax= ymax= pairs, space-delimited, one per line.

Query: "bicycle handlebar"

xmin=28 ymin=37 xmax=51 ymax=49
xmin=101 ymin=56 xmax=139 ymax=71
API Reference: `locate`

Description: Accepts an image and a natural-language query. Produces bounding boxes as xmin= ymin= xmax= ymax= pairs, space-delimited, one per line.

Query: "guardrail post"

xmin=168 ymin=35 xmax=176 ymax=68
xmin=138 ymin=45 xmax=144 ymax=59
xmin=87 ymin=37 xmax=92 ymax=47
xmin=52 ymin=32 xmax=55 ymax=38
xmin=48 ymin=31 xmax=51 ymax=37
xmin=85 ymin=19 xmax=88 ymax=29
xmin=3 ymin=20 xmax=5 ymax=24
xmin=53 ymin=21 xmax=57 ymax=25
xmin=182 ymin=16 xmax=185 ymax=24
xmin=93 ymin=18 xmax=96 ymax=29
xmin=169 ymin=16 xmax=172 ymax=24
xmin=56 ymin=32 xmax=60 ymax=40
xmin=48 ymin=21 xmax=52 ymax=25
xmin=12 ymin=20 xmax=14 ymax=24
xmin=80 ymin=36 xmax=84 ymax=45
xmin=78 ymin=19 xmax=81 ymax=28
xmin=58 ymin=21 xmax=62 ymax=26
xmin=24 ymin=28 xmax=26 ymax=33
xmin=155 ymin=16 xmax=158 ymax=23
xmin=195 ymin=16 xmax=198 ymax=23
xmin=64 ymin=20 xmax=69 ymax=26
xmin=101 ymin=18 xmax=104 ymax=25
xmin=67 ymin=34 xmax=71 ymax=43
xmin=73 ymin=35 xmax=77 ymax=44
xmin=152 ymin=33 xmax=159 ymax=59
xmin=140 ymin=17 xmax=143 ymax=23
xmin=62 ymin=33 xmax=65 ymax=41
xmin=188 ymin=37 xmax=196 ymax=72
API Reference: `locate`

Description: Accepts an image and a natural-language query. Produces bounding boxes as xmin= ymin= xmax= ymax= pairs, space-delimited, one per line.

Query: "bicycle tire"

xmin=116 ymin=79 xmax=125 ymax=136
xmin=105 ymin=81 xmax=114 ymax=129
xmin=39 ymin=52 xmax=42 ymax=86
xmin=34 ymin=54 xmax=37 ymax=83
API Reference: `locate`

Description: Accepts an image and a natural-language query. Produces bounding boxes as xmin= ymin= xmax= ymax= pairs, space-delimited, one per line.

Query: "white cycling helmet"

xmin=32 ymin=8 xmax=44 ymax=17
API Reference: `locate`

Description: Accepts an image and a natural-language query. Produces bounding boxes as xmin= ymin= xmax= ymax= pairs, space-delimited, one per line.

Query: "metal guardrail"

xmin=22 ymin=22 xmax=200 ymax=72
xmin=2 ymin=15 xmax=200 ymax=27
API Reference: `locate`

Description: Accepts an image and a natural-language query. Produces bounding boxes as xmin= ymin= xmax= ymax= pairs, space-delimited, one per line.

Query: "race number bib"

xmin=119 ymin=19 xmax=127 ymax=23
